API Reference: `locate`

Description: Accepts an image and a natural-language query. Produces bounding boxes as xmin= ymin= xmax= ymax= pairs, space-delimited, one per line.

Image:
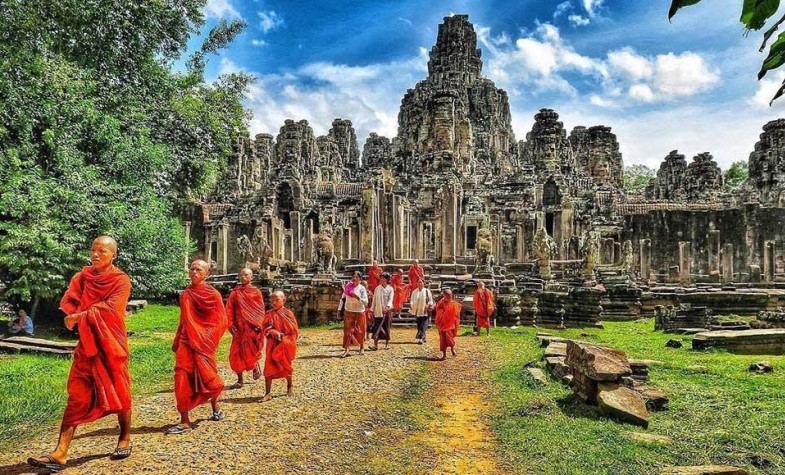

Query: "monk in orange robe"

xmin=391 ymin=268 xmax=409 ymax=316
xmin=227 ymin=267 xmax=265 ymax=387
xmin=473 ymin=281 xmax=495 ymax=336
xmin=261 ymin=290 xmax=299 ymax=401
xmin=407 ymin=259 xmax=425 ymax=293
xmin=435 ymin=288 xmax=462 ymax=360
xmin=166 ymin=260 xmax=227 ymax=435
xmin=28 ymin=236 xmax=132 ymax=472
xmin=367 ymin=259 xmax=383 ymax=294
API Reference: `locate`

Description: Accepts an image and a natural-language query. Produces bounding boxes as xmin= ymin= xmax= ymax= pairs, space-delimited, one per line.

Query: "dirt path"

xmin=0 ymin=328 xmax=507 ymax=475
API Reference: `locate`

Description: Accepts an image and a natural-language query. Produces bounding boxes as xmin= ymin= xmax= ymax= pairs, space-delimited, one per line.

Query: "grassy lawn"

xmin=489 ymin=320 xmax=785 ymax=475
xmin=0 ymin=304 xmax=209 ymax=449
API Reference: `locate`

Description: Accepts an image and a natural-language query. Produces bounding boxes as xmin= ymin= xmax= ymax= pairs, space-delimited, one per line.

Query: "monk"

xmin=340 ymin=271 xmax=369 ymax=357
xmin=227 ymin=268 xmax=265 ymax=387
xmin=261 ymin=290 xmax=299 ymax=401
xmin=166 ymin=260 xmax=227 ymax=435
xmin=473 ymin=281 xmax=495 ymax=336
xmin=407 ymin=259 xmax=425 ymax=294
xmin=435 ymin=288 xmax=462 ymax=360
xmin=367 ymin=259 xmax=383 ymax=294
xmin=28 ymin=236 xmax=132 ymax=472
xmin=390 ymin=268 xmax=409 ymax=317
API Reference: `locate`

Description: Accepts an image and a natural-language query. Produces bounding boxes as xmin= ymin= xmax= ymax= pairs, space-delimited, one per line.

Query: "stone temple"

xmin=185 ymin=15 xmax=785 ymax=326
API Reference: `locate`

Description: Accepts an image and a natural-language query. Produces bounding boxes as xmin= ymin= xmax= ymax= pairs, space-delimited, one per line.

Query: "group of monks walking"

xmin=26 ymin=238 xmax=495 ymax=472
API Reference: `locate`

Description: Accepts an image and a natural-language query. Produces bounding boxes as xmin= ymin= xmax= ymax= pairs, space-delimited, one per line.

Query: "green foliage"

xmin=0 ymin=1 xmax=251 ymax=305
xmin=623 ymin=164 xmax=655 ymax=195
xmin=723 ymin=160 xmax=749 ymax=192
xmin=669 ymin=0 xmax=785 ymax=104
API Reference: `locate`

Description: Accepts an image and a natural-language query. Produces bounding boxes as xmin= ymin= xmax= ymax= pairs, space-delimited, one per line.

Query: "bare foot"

xmin=286 ymin=389 xmax=294 ymax=397
xmin=252 ymin=366 xmax=262 ymax=381
xmin=451 ymin=349 xmax=457 ymax=357
xmin=340 ymin=350 xmax=349 ymax=358
xmin=261 ymin=393 xmax=272 ymax=402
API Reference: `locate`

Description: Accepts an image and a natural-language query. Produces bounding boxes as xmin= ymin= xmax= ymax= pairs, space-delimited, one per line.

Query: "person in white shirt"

xmin=409 ymin=279 xmax=434 ymax=344
xmin=370 ymin=272 xmax=394 ymax=350
xmin=339 ymin=271 xmax=369 ymax=357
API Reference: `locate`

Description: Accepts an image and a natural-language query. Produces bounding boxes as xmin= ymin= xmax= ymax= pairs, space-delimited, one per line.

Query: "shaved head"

xmin=191 ymin=259 xmax=209 ymax=271
xmin=272 ymin=290 xmax=286 ymax=300
xmin=93 ymin=235 xmax=118 ymax=254
xmin=240 ymin=267 xmax=253 ymax=276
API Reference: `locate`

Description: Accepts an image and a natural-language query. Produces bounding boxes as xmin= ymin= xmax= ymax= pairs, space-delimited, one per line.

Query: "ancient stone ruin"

xmin=183 ymin=15 xmax=785 ymax=335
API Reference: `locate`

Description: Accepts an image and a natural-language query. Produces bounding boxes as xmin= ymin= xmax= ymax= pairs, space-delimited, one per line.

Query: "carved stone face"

xmin=591 ymin=158 xmax=610 ymax=179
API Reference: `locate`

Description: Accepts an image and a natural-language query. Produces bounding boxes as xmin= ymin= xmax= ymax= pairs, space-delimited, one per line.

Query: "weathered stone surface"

xmin=527 ymin=367 xmax=547 ymax=384
xmin=666 ymin=339 xmax=683 ymax=349
xmin=544 ymin=356 xmax=570 ymax=380
xmin=544 ymin=341 xmax=567 ymax=357
xmin=748 ymin=361 xmax=774 ymax=373
xmin=566 ymin=341 xmax=632 ymax=381
xmin=659 ymin=466 xmax=749 ymax=475
xmin=597 ymin=382 xmax=649 ymax=428
xmin=635 ymin=386 xmax=669 ymax=412
xmin=692 ymin=329 xmax=785 ymax=354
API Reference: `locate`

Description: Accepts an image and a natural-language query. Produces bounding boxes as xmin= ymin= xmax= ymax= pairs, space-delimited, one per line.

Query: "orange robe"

xmin=367 ymin=264 xmax=383 ymax=294
xmin=263 ymin=307 xmax=299 ymax=379
xmin=473 ymin=288 xmax=495 ymax=329
xmin=407 ymin=263 xmax=425 ymax=293
xmin=174 ymin=282 xmax=226 ymax=413
xmin=391 ymin=272 xmax=409 ymax=311
xmin=435 ymin=299 xmax=462 ymax=352
xmin=59 ymin=265 xmax=132 ymax=427
xmin=226 ymin=285 xmax=265 ymax=374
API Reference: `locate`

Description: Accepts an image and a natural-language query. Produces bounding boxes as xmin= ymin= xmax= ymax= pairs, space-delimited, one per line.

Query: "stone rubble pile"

xmin=654 ymin=304 xmax=710 ymax=333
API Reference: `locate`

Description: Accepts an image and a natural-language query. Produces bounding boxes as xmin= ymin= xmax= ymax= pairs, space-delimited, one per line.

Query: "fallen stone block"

xmin=527 ymin=367 xmax=547 ymax=385
xmin=544 ymin=341 xmax=567 ymax=357
xmin=597 ymin=382 xmax=649 ymax=428
xmin=566 ymin=341 xmax=632 ymax=381
xmin=666 ymin=339 xmax=683 ymax=349
xmin=545 ymin=356 xmax=570 ymax=380
xmin=692 ymin=329 xmax=785 ymax=354
xmin=659 ymin=466 xmax=748 ymax=475
xmin=635 ymin=386 xmax=669 ymax=412
xmin=628 ymin=431 xmax=672 ymax=444
xmin=748 ymin=361 xmax=773 ymax=373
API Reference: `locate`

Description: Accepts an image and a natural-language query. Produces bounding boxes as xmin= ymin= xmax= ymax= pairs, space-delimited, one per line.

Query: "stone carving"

xmin=236 ymin=234 xmax=253 ymax=264
xmin=533 ymin=228 xmax=558 ymax=280
xmin=684 ymin=152 xmax=723 ymax=200
xmin=475 ymin=227 xmax=495 ymax=273
xmin=747 ymin=118 xmax=785 ymax=205
xmin=581 ymin=230 xmax=601 ymax=277
xmin=571 ymin=126 xmax=623 ymax=188
xmin=645 ymin=150 xmax=687 ymax=200
xmin=621 ymin=240 xmax=634 ymax=276
xmin=314 ymin=228 xmax=337 ymax=273
xmin=522 ymin=109 xmax=572 ymax=175
xmin=252 ymin=227 xmax=273 ymax=270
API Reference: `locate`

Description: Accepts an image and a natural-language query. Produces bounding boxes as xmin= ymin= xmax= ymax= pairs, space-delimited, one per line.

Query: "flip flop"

xmin=110 ymin=445 xmax=132 ymax=461
xmin=27 ymin=455 xmax=66 ymax=472
xmin=165 ymin=424 xmax=192 ymax=435
xmin=209 ymin=410 xmax=225 ymax=421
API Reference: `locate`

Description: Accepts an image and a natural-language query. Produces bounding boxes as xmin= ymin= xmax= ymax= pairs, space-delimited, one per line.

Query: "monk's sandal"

xmin=210 ymin=410 xmax=225 ymax=421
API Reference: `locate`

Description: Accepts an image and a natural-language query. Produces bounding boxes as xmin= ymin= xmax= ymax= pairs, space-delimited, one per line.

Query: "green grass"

xmin=489 ymin=320 xmax=785 ymax=475
xmin=0 ymin=304 xmax=189 ymax=448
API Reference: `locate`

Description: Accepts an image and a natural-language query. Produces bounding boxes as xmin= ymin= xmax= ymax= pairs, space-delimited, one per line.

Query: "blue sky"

xmin=197 ymin=0 xmax=785 ymax=169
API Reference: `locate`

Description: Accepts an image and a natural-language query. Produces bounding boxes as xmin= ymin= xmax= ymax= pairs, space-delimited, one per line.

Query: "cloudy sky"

xmin=197 ymin=0 xmax=784 ymax=169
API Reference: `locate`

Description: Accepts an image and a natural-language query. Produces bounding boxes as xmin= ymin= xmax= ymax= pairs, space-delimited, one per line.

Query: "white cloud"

xmin=251 ymin=39 xmax=268 ymax=47
xmin=607 ymin=48 xmax=653 ymax=81
xmin=751 ymin=70 xmax=785 ymax=108
xmin=568 ymin=15 xmax=590 ymax=27
xmin=582 ymin=0 xmax=605 ymax=17
xmin=554 ymin=1 xmax=572 ymax=19
xmin=258 ymin=10 xmax=284 ymax=33
xmin=628 ymin=84 xmax=655 ymax=102
xmin=205 ymin=0 xmax=240 ymax=19
xmin=653 ymin=52 xmax=719 ymax=97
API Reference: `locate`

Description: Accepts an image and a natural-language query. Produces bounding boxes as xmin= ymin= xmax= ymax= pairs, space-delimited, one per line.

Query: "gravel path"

xmin=0 ymin=328 xmax=505 ymax=475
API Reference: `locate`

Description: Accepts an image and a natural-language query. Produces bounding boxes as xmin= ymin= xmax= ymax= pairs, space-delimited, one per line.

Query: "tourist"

xmin=473 ymin=281 xmax=495 ymax=336
xmin=226 ymin=267 xmax=265 ymax=388
xmin=409 ymin=279 xmax=434 ymax=344
xmin=261 ymin=290 xmax=299 ymax=401
xmin=166 ymin=260 xmax=227 ymax=435
xmin=435 ymin=288 xmax=462 ymax=360
xmin=28 ymin=236 xmax=133 ymax=472
xmin=390 ymin=268 xmax=408 ymax=318
xmin=340 ymin=271 xmax=368 ymax=357
xmin=407 ymin=259 xmax=425 ymax=294
xmin=7 ymin=308 xmax=34 ymax=336
xmin=370 ymin=272 xmax=394 ymax=350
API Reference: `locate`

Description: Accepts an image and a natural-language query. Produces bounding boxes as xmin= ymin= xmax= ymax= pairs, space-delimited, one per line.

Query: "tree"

xmin=623 ymin=164 xmax=656 ymax=194
xmin=669 ymin=0 xmax=785 ymax=104
xmin=723 ymin=160 xmax=749 ymax=192
xmin=0 ymin=1 xmax=251 ymax=310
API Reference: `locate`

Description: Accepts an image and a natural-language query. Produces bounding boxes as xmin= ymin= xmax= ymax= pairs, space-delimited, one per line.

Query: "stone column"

xmin=602 ymin=238 xmax=615 ymax=265
xmin=360 ymin=186 xmax=376 ymax=263
xmin=204 ymin=229 xmax=212 ymax=265
xmin=708 ymin=230 xmax=721 ymax=276
xmin=183 ymin=221 xmax=191 ymax=270
xmin=516 ymin=225 xmax=525 ymax=262
xmin=764 ymin=240 xmax=775 ymax=282
xmin=678 ymin=241 xmax=691 ymax=285
xmin=722 ymin=243 xmax=734 ymax=283
xmin=217 ymin=223 xmax=229 ymax=274
xmin=639 ymin=239 xmax=651 ymax=283
xmin=613 ymin=242 xmax=622 ymax=266
xmin=290 ymin=211 xmax=302 ymax=262
xmin=440 ymin=185 xmax=458 ymax=264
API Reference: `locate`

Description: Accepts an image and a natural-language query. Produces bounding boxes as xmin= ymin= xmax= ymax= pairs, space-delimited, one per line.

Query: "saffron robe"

xmin=390 ymin=272 xmax=409 ymax=311
xmin=59 ymin=265 xmax=132 ymax=427
xmin=407 ymin=263 xmax=425 ymax=293
xmin=367 ymin=264 xmax=383 ymax=295
xmin=435 ymin=299 xmax=462 ymax=352
xmin=226 ymin=285 xmax=265 ymax=373
xmin=262 ymin=307 xmax=299 ymax=379
xmin=473 ymin=288 xmax=495 ymax=329
xmin=174 ymin=282 xmax=226 ymax=413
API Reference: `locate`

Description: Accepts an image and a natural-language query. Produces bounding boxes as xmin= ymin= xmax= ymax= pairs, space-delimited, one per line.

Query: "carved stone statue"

xmin=475 ymin=227 xmax=495 ymax=273
xmin=621 ymin=240 xmax=634 ymax=276
xmin=251 ymin=226 xmax=273 ymax=271
xmin=314 ymin=229 xmax=337 ymax=273
xmin=236 ymin=234 xmax=253 ymax=264
xmin=580 ymin=230 xmax=600 ymax=277
xmin=533 ymin=228 xmax=557 ymax=280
